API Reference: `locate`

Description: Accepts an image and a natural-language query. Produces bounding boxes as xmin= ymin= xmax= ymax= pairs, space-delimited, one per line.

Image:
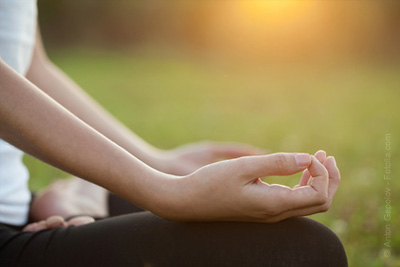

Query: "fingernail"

xmin=295 ymin=153 xmax=311 ymax=168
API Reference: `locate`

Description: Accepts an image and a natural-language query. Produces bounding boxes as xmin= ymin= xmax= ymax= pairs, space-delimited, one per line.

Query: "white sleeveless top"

xmin=0 ymin=0 xmax=37 ymax=225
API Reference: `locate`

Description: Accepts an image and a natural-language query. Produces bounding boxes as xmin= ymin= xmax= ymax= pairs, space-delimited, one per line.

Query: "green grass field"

xmin=24 ymin=48 xmax=399 ymax=266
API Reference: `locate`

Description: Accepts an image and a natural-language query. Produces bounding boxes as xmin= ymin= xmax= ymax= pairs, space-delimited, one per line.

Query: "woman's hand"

xmin=157 ymin=141 xmax=266 ymax=175
xmin=158 ymin=151 xmax=340 ymax=223
xmin=23 ymin=215 xmax=95 ymax=232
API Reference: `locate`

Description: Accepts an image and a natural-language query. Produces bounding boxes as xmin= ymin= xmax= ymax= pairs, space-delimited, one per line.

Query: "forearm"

xmin=0 ymin=59 xmax=172 ymax=212
xmin=25 ymin=29 xmax=164 ymax=170
xmin=0 ymin=64 xmax=339 ymax=223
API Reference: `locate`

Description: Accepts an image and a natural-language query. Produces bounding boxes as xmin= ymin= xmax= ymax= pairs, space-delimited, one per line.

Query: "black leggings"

xmin=0 ymin=194 xmax=347 ymax=266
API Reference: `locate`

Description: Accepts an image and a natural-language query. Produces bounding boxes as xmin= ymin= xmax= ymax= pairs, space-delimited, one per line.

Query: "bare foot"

xmin=30 ymin=177 xmax=108 ymax=221
xmin=23 ymin=215 xmax=95 ymax=232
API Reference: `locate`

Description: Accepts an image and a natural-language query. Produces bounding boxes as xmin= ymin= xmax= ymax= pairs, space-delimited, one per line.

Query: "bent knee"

xmin=282 ymin=217 xmax=348 ymax=267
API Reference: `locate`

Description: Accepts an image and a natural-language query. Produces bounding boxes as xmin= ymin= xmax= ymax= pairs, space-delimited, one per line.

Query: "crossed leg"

xmin=21 ymin=176 xmax=348 ymax=266
xmin=2 ymin=213 xmax=347 ymax=266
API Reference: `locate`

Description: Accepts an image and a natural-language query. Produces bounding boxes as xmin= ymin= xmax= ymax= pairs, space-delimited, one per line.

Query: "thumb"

xmin=240 ymin=153 xmax=311 ymax=179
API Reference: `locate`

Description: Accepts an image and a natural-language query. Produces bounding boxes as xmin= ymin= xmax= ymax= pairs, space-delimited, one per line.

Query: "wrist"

xmin=141 ymin=171 xmax=186 ymax=220
xmin=147 ymin=172 xmax=210 ymax=222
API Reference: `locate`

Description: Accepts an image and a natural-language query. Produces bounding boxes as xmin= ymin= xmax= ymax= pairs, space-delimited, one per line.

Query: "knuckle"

xmin=273 ymin=153 xmax=289 ymax=170
xmin=315 ymin=192 xmax=329 ymax=205
xmin=323 ymin=168 xmax=329 ymax=178
xmin=320 ymin=204 xmax=329 ymax=212
xmin=320 ymin=200 xmax=332 ymax=212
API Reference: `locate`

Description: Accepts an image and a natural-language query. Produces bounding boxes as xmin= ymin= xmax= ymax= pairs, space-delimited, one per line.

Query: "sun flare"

xmin=236 ymin=0 xmax=313 ymax=23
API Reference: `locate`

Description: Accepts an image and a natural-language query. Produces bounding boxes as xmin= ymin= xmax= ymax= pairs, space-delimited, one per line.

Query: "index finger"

xmin=265 ymin=156 xmax=341 ymax=222
xmin=272 ymin=156 xmax=329 ymax=211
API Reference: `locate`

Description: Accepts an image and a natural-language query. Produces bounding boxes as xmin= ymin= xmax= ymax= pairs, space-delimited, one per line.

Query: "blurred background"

xmin=26 ymin=1 xmax=399 ymax=266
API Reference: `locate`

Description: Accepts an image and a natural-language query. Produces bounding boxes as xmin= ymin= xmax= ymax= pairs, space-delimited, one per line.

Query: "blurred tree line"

xmin=38 ymin=0 xmax=400 ymax=63
xmin=38 ymin=1 xmax=208 ymax=47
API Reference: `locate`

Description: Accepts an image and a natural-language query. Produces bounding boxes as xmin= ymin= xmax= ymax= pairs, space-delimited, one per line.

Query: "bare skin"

xmin=25 ymin=153 xmax=336 ymax=231
xmin=23 ymin=215 xmax=95 ymax=232
xmin=1 ymin=15 xmax=342 ymax=233
xmin=26 ymin=27 xmax=264 ymax=177
xmin=0 ymin=59 xmax=340 ymax=225
xmin=25 ymin=25 xmax=265 ymax=224
xmin=29 ymin=141 xmax=262 ymax=222
xmin=29 ymin=149 xmax=332 ymax=221
xmin=30 ymin=178 xmax=109 ymax=221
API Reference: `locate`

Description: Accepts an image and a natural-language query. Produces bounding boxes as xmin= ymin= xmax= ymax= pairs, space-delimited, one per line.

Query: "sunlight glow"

xmin=236 ymin=0 xmax=313 ymax=23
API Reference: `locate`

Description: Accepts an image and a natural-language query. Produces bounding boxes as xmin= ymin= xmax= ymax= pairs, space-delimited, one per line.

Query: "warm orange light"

xmin=235 ymin=0 xmax=313 ymax=23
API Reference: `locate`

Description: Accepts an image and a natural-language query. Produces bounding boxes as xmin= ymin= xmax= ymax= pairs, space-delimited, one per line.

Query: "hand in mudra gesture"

xmin=155 ymin=150 xmax=339 ymax=223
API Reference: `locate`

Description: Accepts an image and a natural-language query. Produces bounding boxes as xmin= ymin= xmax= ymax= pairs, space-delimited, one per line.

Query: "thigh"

xmin=0 ymin=213 xmax=347 ymax=267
